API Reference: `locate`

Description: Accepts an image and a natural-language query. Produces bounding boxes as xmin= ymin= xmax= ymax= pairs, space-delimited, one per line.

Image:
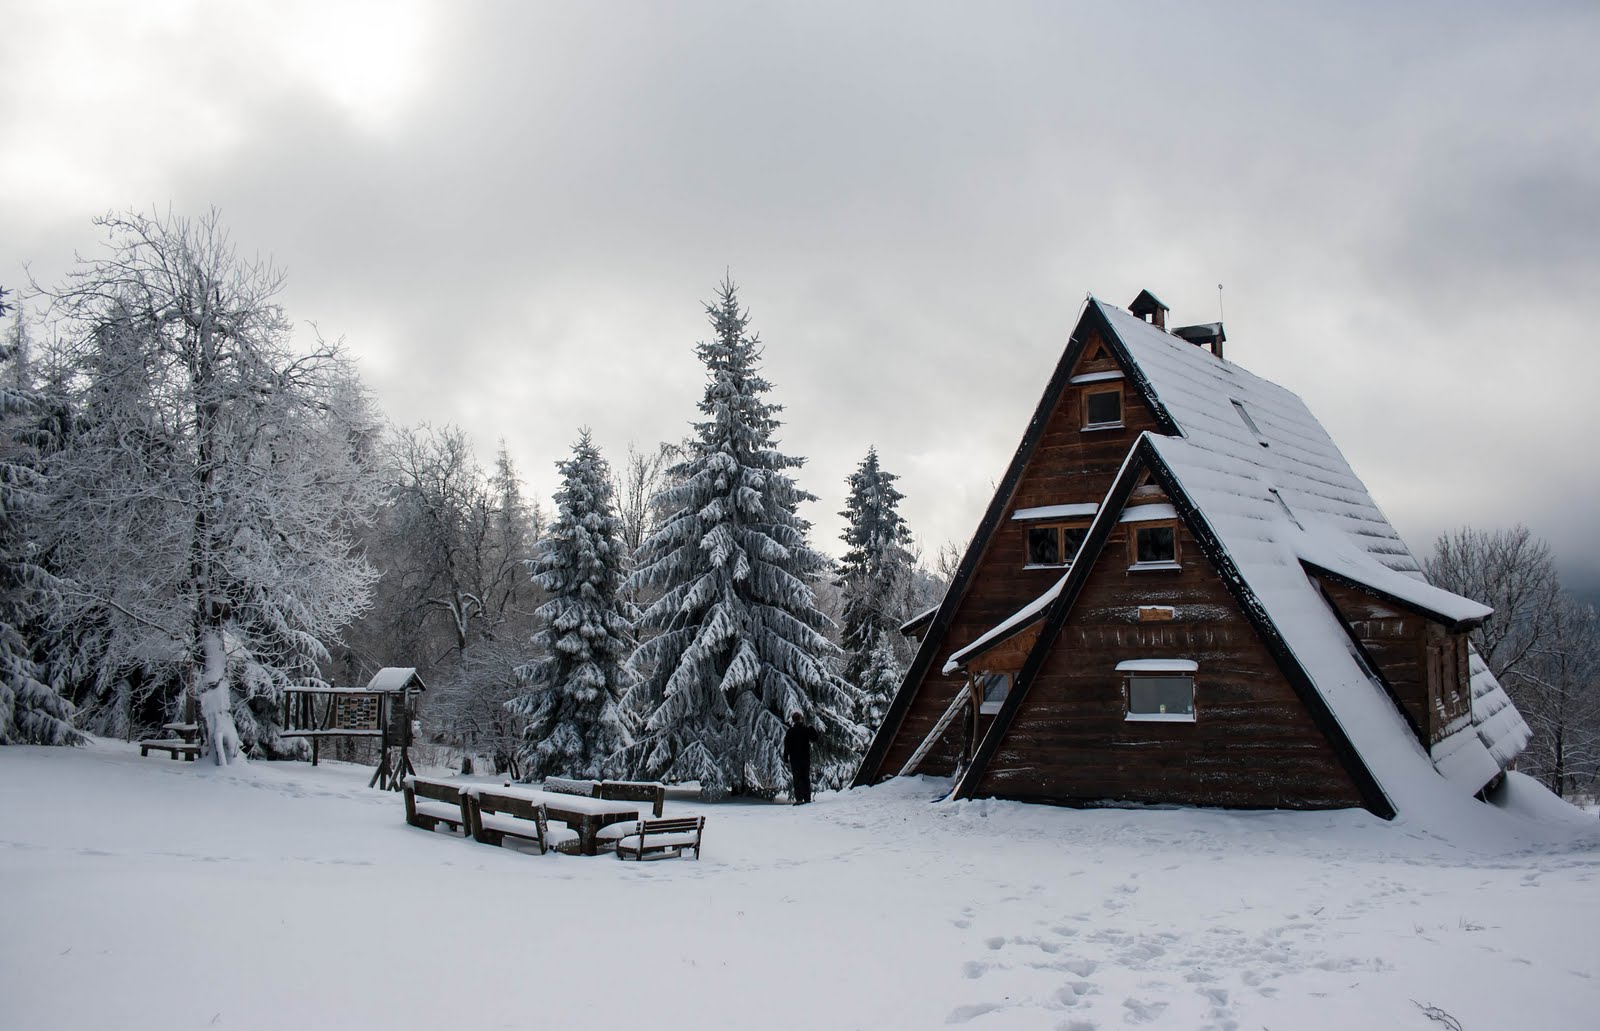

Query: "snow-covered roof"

xmin=899 ymin=604 xmax=939 ymax=636
xmin=943 ymin=574 xmax=1067 ymax=674
xmin=1012 ymin=503 xmax=1098 ymax=521
xmin=1468 ymin=650 xmax=1532 ymax=768
xmin=1292 ymin=524 xmax=1491 ymax=629
xmin=366 ymin=667 xmax=425 ymax=693
xmin=1099 ymin=299 xmax=1523 ymax=806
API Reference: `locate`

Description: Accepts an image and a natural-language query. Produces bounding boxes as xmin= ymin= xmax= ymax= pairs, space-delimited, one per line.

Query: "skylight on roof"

xmin=1231 ymin=399 xmax=1269 ymax=447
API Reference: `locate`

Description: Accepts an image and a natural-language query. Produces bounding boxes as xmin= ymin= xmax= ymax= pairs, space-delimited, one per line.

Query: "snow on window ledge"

xmin=1116 ymin=659 xmax=1199 ymax=672
xmin=1023 ymin=563 xmax=1071 ymax=571
xmin=1124 ymin=712 xmax=1197 ymax=723
xmin=1127 ymin=561 xmax=1181 ymax=572
xmin=1081 ymin=422 xmax=1125 ymax=433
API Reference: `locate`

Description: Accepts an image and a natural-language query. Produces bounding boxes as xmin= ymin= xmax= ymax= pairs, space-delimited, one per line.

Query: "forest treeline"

xmin=0 ymin=210 xmax=945 ymax=795
xmin=2 ymin=210 xmax=1595 ymax=799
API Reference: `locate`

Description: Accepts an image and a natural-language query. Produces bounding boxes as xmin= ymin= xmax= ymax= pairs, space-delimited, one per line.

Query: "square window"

xmin=978 ymin=672 xmax=1010 ymax=714
xmin=1126 ymin=674 xmax=1194 ymax=717
xmin=1084 ymin=389 xmax=1122 ymax=428
xmin=1027 ymin=526 xmax=1060 ymax=565
xmin=1134 ymin=525 xmax=1176 ymax=564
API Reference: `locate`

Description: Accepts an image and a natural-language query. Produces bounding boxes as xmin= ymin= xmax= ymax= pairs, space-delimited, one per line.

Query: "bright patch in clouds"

xmin=0 ymin=0 xmax=432 ymax=211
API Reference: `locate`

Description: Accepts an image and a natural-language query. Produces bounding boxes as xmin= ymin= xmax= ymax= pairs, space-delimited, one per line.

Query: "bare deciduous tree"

xmin=1426 ymin=525 xmax=1560 ymax=682
xmin=1515 ymin=594 xmax=1600 ymax=797
xmin=1427 ymin=524 xmax=1600 ymax=797
xmin=40 ymin=209 xmax=380 ymax=763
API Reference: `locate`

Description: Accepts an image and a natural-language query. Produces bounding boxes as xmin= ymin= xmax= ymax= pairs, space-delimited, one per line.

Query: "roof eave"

xmin=1298 ymin=559 xmax=1490 ymax=633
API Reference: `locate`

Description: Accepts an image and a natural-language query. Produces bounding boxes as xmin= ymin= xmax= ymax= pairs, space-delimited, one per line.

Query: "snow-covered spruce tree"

xmin=855 ymin=629 xmax=905 ymax=732
xmin=41 ymin=210 xmax=379 ymax=763
xmin=507 ymin=430 xmax=633 ymax=780
xmin=0 ymin=312 xmax=79 ymax=745
xmin=837 ymin=446 xmax=915 ymax=726
xmin=623 ymin=279 xmax=862 ymax=799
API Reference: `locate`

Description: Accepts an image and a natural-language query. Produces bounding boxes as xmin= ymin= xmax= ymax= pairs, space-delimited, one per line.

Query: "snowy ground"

xmin=3 ymin=741 xmax=1599 ymax=1030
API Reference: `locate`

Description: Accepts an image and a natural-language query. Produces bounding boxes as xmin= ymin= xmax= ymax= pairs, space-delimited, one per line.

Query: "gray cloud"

xmin=5 ymin=1 xmax=1598 ymax=589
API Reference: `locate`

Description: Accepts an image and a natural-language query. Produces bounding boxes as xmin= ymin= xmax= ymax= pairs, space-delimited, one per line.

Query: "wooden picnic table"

xmin=473 ymin=785 xmax=641 ymax=856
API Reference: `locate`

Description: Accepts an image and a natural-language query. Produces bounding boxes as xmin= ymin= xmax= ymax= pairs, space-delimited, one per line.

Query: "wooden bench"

xmin=612 ymin=816 xmax=705 ymax=861
xmin=403 ymin=776 xmax=470 ymax=835
xmin=543 ymin=776 xmax=601 ymax=797
xmin=139 ymin=739 xmax=200 ymax=761
xmin=469 ymin=789 xmax=580 ymax=855
xmin=598 ymin=780 xmax=666 ymax=818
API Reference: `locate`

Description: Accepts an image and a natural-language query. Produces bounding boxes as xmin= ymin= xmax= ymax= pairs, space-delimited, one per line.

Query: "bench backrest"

xmin=544 ymin=777 xmax=601 ymax=797
xmin=474 ymin=790 xmax=545 ymax=823
xmin=598 ymin=780 xmax=666 ymax=816
xmin=638 ymin=816 xmax=704 ymax=836
xmin=407 ymin=777 xmax=464 ymax=805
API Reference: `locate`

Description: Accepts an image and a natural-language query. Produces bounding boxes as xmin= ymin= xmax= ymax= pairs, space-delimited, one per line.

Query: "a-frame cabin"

xmin=854 ymin=293 xmax=1530 ymax=818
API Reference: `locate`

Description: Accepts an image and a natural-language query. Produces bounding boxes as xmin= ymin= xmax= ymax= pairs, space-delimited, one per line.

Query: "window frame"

xmin=1080 ymin=385 xmax=1124 ymax=431
xmin=1128 ymin=521 xmax=1180 ymax=569
xmin=977 ymin=671 xmax=1011 ymax=715
xmin=1117 ymin=661 xmax=1198 ymax=723
xmin=1024 ymin=521 xmax=1091 ymax=569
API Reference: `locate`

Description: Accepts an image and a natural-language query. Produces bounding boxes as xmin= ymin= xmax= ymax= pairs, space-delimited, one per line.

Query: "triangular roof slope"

xmin=850 ymin=300 xmax=1176 ymax=786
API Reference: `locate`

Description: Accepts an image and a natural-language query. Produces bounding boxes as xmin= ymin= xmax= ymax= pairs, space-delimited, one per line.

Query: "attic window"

xmin=1082 ymin=386 xmax=1123 ymax=430
xmin=977 ymin=671 xmax=1011 ymax=715
xmin=1026 ymin=523 xmax=1089 ymax=568
xmin=1129 ymin=523 xmax=1179 ymax=569
xmin=1231 ymin=399 xmax=1269 ymax=447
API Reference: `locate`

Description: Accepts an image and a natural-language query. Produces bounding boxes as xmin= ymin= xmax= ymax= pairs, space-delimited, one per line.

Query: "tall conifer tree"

xmin=625 ymin=279 xmax=860 ymax=798
xmin=509 ymin=431 xmax=633 ymax=779
xmin=837 ymin=447 xmax=915 ymax=724
xmin=0 ymin=318 xmax=79 ymax=745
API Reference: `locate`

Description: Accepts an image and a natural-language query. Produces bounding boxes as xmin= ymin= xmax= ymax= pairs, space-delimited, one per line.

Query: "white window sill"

xmin=1081 ymin=422 xmax=1125 ymax=433
xmin=1124 ymin=712 xmax=1196 ymax=723
xmin=1023 ymin=563 xmax=1071 ymax=571
xmin=979 ymin=702 xmax=1004 ymax=715
xmin=1128 ymin=561 xmax=1181 ymax=572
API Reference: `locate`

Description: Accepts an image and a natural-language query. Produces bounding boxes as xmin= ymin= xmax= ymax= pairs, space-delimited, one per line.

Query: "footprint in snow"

xmin=984 ymin=936 xmax=1006 ymax=950
xmin=1053 ymin=981 xmax=1098 ymax=1008
xmin=1057 ymin=1021 xmax=1097 ymax=1031
xmin=945 ymin=1002 xmax=1002 ymax=1024
xmin=962 ymin=961 xmax=988 ymax=980
xmin=1122 ymin=998 xmax=1168 ymax=1023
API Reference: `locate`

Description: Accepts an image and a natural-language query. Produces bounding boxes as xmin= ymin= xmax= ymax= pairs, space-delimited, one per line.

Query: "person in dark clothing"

xmin=783 ymin=711 xmax=819 ymax=804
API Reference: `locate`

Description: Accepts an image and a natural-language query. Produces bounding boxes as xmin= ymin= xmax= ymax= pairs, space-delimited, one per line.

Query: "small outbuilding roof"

xmin=365 ymin=667 xmax=426 ymax=693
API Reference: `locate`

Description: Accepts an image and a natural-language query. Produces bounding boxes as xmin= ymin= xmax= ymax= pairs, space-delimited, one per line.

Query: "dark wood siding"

xmin=1316 ymin=578 xmax=1430 ymax=742
xmin=972 ymin=520 xmax=1364 ymax=810
xmin=1315 ymin=578 xmax=1470 ymax=744
xmin=880 ymin=325 xmax=1161 ymax=775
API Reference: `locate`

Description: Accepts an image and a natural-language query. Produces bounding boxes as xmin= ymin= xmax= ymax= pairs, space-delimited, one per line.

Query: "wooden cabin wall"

xmin=879 ymin=325 xmax=1162 ymax=776
xmin=973 ymin=521 xmax=1365 ymax=810
xmin=1315 ymin=579 xmax=1430 ymax=742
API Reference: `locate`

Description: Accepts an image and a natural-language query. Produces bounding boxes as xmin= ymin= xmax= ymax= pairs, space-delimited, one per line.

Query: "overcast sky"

xmin=5 ymin=1 xmax=1598 ymax=597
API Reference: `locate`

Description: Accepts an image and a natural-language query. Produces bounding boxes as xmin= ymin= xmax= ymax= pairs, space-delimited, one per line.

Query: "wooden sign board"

xmin=334 ymin=693 xmax=380 ymax=731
